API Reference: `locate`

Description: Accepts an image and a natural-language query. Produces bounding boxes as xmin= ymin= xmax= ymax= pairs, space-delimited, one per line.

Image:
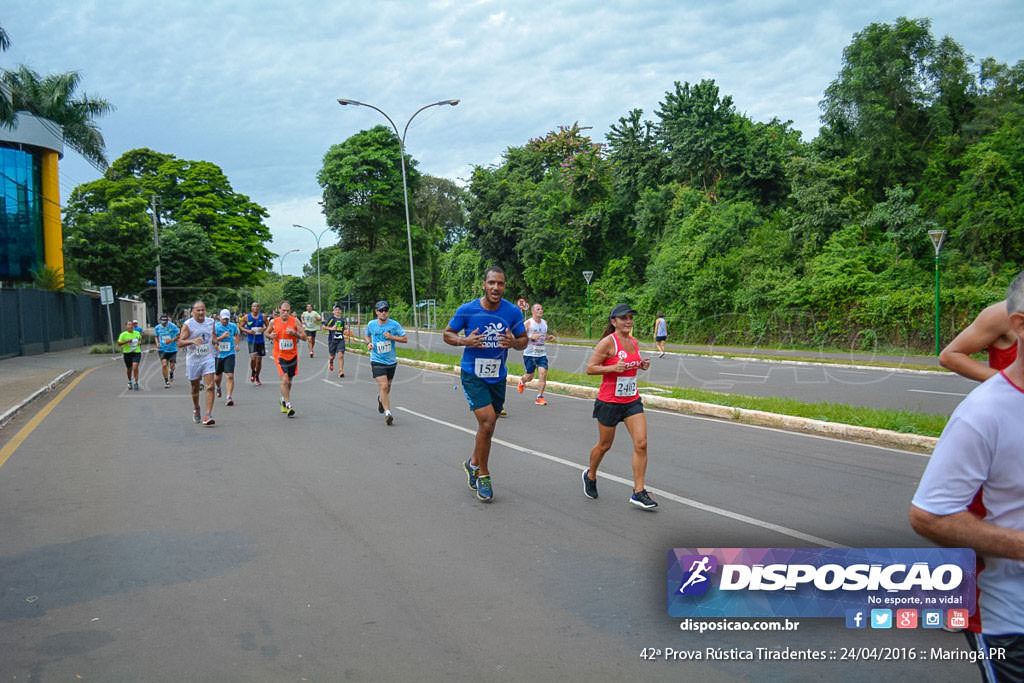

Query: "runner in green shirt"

xmin=117 ymin=319 xmax=143 ymax=391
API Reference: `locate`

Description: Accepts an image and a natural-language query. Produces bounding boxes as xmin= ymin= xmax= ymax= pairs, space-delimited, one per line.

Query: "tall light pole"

xmin=293 ymin=224 xmax=331 ymax=311
xmin=928 ymin=230 xmax=948 ymax=356
xmin=337 ymin=97 xmax=459 ymax=348
xmin=278 ymin=248 xmax=300 ymax=278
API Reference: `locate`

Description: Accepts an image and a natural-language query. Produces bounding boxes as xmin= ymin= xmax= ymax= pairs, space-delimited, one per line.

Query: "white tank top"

xmin=523 ymin=318 xmax=548 ymax=357
xmin=184 ymin=317 xmax=215 ymax=359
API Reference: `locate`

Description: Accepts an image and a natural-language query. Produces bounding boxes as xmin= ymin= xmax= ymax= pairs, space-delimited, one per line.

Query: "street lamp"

xmin=582 ymin=270 xmax=594 ymax=339
xmin=293 ymin=224 xmax=331 ymax=311
xmin=928 ymin=230 xmax=948 ymax=356
xmin=278 ymin=248 xmax=300 ymax=278
xmin=337 ymin=97 xmax=459 ymax=348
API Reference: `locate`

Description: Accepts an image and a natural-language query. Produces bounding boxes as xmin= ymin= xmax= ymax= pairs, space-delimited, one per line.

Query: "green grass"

xmin=90 ymin=344 xmax=115 ymax=354
xmin=372 ymin=346 xmax=948 ymax=438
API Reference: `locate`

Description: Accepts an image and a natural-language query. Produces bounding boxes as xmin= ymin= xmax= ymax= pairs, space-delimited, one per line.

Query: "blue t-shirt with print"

xmin=154 ymin=322 xmax=180 ymax=352
xmin=366 ymin=319 xmax=406 ymax=365
xmin=244 ymin=312 xmax=265 ymax=343
xmin=215 ymin=322 xmax=239 ymax=358
xmin=447 ymin=298 xmax=526 ymax=384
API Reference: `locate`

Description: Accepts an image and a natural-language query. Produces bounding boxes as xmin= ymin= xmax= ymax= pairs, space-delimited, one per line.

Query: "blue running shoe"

xmin=630 ymin=489 xmax=658 ymax=510
xmin=476 ymin=474 xmax=493 ymax=502
xmin=463 ymin=458 xmax=479 ymax=490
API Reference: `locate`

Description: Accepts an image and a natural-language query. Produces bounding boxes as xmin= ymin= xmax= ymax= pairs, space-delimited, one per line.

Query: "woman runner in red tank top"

xmin=582 ymin=303 xmax=657 ymax=509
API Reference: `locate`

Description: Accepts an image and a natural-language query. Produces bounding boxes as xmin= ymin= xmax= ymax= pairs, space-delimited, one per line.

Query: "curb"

xmin=0 ymin=370 xmax=75 ymax=430
xmin=395 ymin=357 xmax=938 ymax=453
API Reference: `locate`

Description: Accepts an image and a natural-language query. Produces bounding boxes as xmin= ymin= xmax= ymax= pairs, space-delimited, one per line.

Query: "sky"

xmin=3 ymin=1 xmax=1022 ymax=276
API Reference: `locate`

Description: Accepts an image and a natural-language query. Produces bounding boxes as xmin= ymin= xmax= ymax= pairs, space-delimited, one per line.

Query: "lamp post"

xmin=278 ymin=248 xmax=300 ymax=278
xmin=582 ymin=270 xmax=594 ymax=339
xmin=293 ymin=224 xmax=331 ymax=311
xmin=928 ymin=230 xmax=947 ymax=356
xmin=337 ymin=97 xmax=459 ymax=348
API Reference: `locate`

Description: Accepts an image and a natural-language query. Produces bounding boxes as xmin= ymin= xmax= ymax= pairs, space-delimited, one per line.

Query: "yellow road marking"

xmin=0 ymin=366 xmax=99 ymax=469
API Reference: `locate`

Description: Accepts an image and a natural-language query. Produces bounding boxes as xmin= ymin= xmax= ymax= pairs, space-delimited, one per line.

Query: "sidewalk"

xmin=0 ymin=346 xmax=118 ymax=429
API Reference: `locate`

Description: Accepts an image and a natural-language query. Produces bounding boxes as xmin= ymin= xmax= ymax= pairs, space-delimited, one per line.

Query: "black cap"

xmin=608 ymin=303 xmax=637 ymax=319
xmin=159 ymin=314 xmax=169 ymax=323
xmin=375 ymin=300 xmax=389 ymax=311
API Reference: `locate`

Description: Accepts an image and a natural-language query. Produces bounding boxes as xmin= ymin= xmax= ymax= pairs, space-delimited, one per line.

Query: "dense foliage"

xmin=64 ymin=148 xmax=274 ymax=302
xmin=415 ymin=16 xmax=1024 ymax=349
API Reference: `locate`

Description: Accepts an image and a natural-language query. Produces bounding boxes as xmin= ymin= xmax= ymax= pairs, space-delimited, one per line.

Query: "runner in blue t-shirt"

xmin=154 ymin=314 xmax=180 ymax=388
xmin=214 ymin=309 xmax=240 ymax=406
xmin=443 ymin=266 xmax=527 ymax=502
xmin=239 ymin=301 xmax=266 ymax=385
xmin=365 ymin=300 xmax=407 ymax=426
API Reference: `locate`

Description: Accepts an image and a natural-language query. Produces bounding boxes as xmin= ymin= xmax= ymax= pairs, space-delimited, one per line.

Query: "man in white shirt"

xmin=911 ymin=272 xmax=1024 ymax=682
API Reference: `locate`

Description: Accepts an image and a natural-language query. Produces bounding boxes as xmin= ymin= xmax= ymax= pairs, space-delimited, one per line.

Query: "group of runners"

xmin=120 ymin=266 xmax=660 ymax=511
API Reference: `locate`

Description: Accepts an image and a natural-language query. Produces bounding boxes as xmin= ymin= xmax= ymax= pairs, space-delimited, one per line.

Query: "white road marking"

xmin=718 ymin=372 xmax=768 ymax=379
xmin=398 ymin=406 xmax=845 ymax=547
xmin=907 ymin=389 xmax=967 ymax=397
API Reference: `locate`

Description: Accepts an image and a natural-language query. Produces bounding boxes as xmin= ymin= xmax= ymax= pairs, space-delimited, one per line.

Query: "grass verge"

xmin=378 ymin=347 xmax=948 ymax=438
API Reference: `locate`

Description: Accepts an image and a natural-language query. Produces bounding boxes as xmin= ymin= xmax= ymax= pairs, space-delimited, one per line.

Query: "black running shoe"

xmin=377 ymin=396 xmax=385 ymax=414
xmin=582 ymin=469 xmax=598 ymax=499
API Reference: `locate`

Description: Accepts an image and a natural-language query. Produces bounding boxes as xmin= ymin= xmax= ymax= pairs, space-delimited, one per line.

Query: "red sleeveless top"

xmin=987 ymin=342 xmax=1017 ymax=371
xmin=597 ymin=333 xmax=642 ymax=404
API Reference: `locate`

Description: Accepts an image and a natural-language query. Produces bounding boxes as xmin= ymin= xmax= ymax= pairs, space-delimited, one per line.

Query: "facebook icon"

xmin=845 ymin=609 xmax=867 ymax=629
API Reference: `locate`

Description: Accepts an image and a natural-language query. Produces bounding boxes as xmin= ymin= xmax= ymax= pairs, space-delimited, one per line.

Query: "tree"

xmin=1 ymin=65 xmax=114 ymax=168
xmin=318 ymin=126 xmax=425 ymax=305
xmin=64 ymin=148 xmax=274 ymax=287
xmin=282 ymin=276 xmax=309 ymax=307
xmin=818 ymin=17 xmax=974 ymax=199
xmin=63 ymin=197 xmax=155 ymax=295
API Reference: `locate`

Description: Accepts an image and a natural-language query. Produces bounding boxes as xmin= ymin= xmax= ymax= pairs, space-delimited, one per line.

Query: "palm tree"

xmin=2 ymin=65 xmax=114 ymax=169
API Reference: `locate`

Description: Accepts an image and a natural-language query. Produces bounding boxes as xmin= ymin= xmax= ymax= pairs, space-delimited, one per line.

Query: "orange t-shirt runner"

xmin=271 ymin=317 xmax=301 ymax=362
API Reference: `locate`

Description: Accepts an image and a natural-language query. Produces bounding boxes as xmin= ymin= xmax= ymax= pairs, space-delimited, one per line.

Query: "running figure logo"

xmin=677 ymin=555 xmax=718 ymax=596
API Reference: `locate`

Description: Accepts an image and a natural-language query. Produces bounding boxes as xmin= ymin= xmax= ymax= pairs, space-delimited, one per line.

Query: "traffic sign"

xmin=516 ymin=298 xmax=529 ymax=311
xmin=99 ymin=285 xmax=114 ymax=305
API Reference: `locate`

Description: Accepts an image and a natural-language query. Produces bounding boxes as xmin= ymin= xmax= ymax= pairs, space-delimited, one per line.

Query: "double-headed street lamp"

xmin=278 ymin=249 xmax=300 ymax=278
xmin=293 ymin=223 xmax=331 ymax=312
xmin=337 ymin=97 xmax=459 ymax=348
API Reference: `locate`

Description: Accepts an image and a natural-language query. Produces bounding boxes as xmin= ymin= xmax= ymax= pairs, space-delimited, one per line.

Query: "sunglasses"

xmin=377 ymin=308 xmax=389 ymax=312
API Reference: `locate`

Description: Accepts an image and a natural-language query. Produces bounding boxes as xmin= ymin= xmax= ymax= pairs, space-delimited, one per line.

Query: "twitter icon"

xmin=870 ymin=609 xmax=893 ymax=629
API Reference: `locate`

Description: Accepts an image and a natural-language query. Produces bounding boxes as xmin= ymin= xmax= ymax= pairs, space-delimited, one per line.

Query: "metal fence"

xmin=0 ymin=288 xmax=113 ymax=359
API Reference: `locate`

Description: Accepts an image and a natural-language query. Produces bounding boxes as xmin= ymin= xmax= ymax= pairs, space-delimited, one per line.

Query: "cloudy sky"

xmin=3 ymin=1 xmax=1021 ymax=275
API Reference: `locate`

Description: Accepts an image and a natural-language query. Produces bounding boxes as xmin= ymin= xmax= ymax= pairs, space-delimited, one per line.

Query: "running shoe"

xmin=164 ymin=378 xmax=170 ymax=389
xmin=377 ymin=396 xmax=385 ymax=414
xmin=499 ymin=409 xmax=507 ymax=417
xmin=630 ymin=489 xmax=658 ymax=509
xmin=463 ymin=458 xmax=479 ymax=490
xmin=339 ymin=372 xmax=345 ymax=378
xmin=582 ymin=469 xmax=598 ymax=499
xmin=281 ymin=398 xmax=288 ymax=414
xmin=169 ymin=371 xmax=174 ymax=381
xmin=133 ymin=382 xmax=140 ymax=391
xmin=517 ymin=380 xmax=524 ymax=393
xmin=202 ymin=415 xmax=215 ymax=427
xmin=385 ymin=412 xmax=393 ymax=426
xmin=287 ymin=403 xmax=295 ymax=418
xmin=255 ymin=376 xmax=262 ymax=386
xmin=476 ymin=474 xmax=493 ymax=502
xmin=226 ymin=396 xmax=234 ymax=406
xmin=535 ymin=396 xmax=547 ymax=406
xmin=329 ymin=360 xmax=334 ymax=372
xmin=249 ymin=374 xmax=255 ymax=383
xmin=309 ymin=352 xmax=314 ymax=358
xmin=216 ymin=386 xmax=222 ymax=398
xmin=192 ymin=409 xmax=201 ymax=424
xmin=127 ymin=382 xmax=133 ymax=391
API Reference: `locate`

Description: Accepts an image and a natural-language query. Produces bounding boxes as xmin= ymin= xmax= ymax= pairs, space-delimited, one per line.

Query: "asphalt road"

xmin=406 ymin=330 xmax=976 ymax=415
xmin=0 ymin=353 xmax=977 ymax=681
